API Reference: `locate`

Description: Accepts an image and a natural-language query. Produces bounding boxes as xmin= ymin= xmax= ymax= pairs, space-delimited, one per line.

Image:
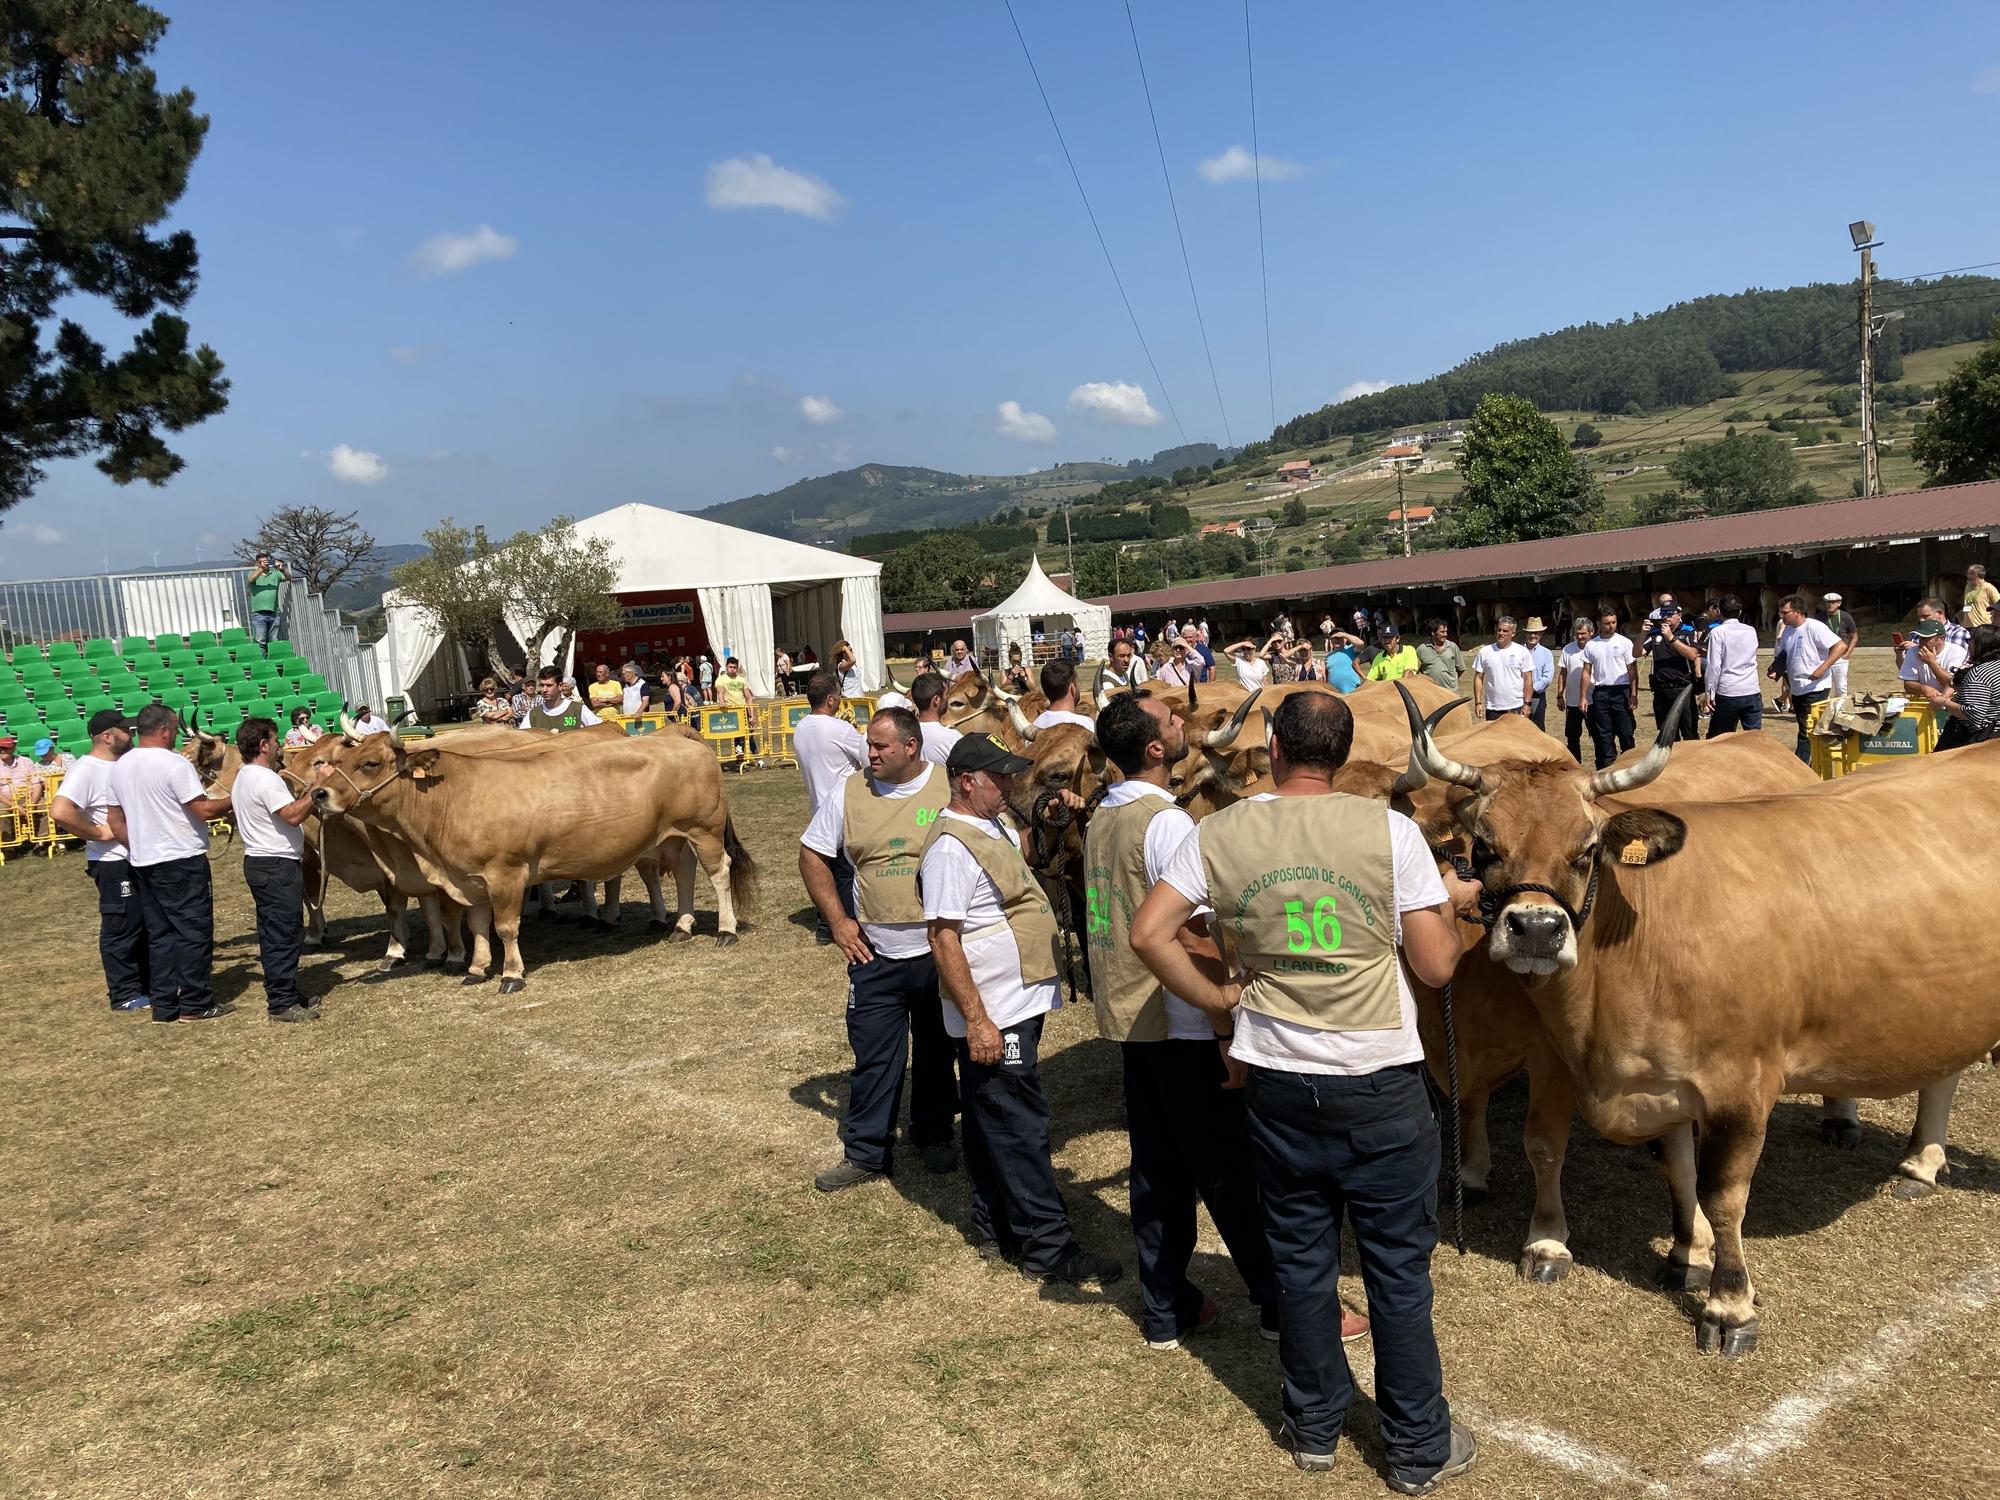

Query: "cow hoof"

xmin=376 ymin=957 xmax=403 ymax=974
xmin=715 ymin=931 xmax=739 ymax=949
xmin=1519 ymin=1248 xmax=1571 ymax=1284
xmin=1655 ymin=1258 xmax=1713 ymax=1294
xmin=594 ymin=918 xmax=616 ymax=933
xmin=461 ymin=973 xmax=491 ymax=987
xmin=1891 ymin=1176 xmax=1938 ymax=1201
xmin=1696 ymin=1314 xmax=1758 ymax=1358
xmin=666 ymin=928 xmax=694 ymax=944
xmin=1819 ymin=1119 xmax=1863 ymax=1150
xmin=499 ymin=978 xmax=525 ymax=996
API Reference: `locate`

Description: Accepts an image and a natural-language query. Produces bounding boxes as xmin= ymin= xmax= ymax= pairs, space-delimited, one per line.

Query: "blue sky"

xmin=5 ymin=0 xmax=1998 ymax=571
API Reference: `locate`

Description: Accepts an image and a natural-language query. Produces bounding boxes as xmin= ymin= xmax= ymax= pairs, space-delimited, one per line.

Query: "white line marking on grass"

xmin=1695 ymin=1263 xmax=2000 ymax=1476
xmin=1460 ymin=1406 xmax=1672 ymax=1496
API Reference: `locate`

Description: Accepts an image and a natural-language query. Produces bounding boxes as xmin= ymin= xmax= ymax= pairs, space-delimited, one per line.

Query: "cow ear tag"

xmin=411 ymin=766 xmax=428 ymax=780
xmin=1619 ymin=838 xmax=1648 ymax=866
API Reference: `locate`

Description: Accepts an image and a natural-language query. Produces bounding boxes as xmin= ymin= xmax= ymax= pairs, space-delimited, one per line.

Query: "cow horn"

xmin=1389 ymin=699 xmax=1471 ymax=797
xmin=1583 ymin=685 xmax=1687 ymax=800
xmin=1396 ymin=681 xmax=1483 ymax=791
xmin=339 ymin=712 xmax=360 ymax=739
xmin=990 ymin=680 xmax=1019 ymax=704
xmin=1186 ymin=676 xmax=1198 ymax=711
xmin=1203 ymin=688 xmax=1261 ymax=750
xmin=1005 ymin=695 xmax=1037 ymax=743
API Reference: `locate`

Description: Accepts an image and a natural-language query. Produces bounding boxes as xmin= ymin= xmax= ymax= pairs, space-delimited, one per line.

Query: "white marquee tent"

xmin=971 ymin=555 xmax=1109 ymax=667
xmin=378 ymin=503 xmax=886 ymax=708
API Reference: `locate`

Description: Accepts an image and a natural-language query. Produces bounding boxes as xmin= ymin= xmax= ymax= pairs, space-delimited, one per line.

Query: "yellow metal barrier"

xmin=763 ymin=696 xmax=809 ymax=767
xmin=1805 ymin=699 xmax=1941 ymax=781
xmin=697 ymin=705 xmax=762 ymax=771
xmin=1 ymin=769 xmax=69 ymax=862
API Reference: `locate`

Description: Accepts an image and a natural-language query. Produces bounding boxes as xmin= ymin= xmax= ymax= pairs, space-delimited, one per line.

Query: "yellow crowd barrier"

xmin=594 ymin=693 xmax=874 ymax=773
xmin=1804 ymin=698 xmax=1942 ymax=780
xmin=1 ymin=769 xmax=71 ymax=864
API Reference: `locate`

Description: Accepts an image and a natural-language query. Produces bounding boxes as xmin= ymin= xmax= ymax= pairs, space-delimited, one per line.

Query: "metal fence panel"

xmin=114 ymin=570 xmax=248 ymax=640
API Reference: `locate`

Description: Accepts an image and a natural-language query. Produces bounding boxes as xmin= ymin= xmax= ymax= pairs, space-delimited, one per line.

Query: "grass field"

xmin=4 ymin=676 xmax=1999 ymax=1498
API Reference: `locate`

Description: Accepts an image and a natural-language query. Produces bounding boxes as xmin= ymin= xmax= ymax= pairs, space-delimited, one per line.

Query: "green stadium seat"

xmin=158 ymin=687 xmax=191 ymax=711
xmin=8 ymin=643 xmax=47 ymax=666
xmin=246 ymin=659 xmax=279 ymax=682
xmin=99 ymin=672 xmax=139 ymax=694
xmin=0 ymin=680 xmax=28 ymax=702
xmin=152 ymin=633 xmax=183 ymax=655
xmin=118 ymin=634 xmax=152 ymax=657
xmin=44 ymin=640 xmax=81 ymax=662
xmin=294 ymin=673 xmax=329 ymax=697
xmin=119 ymin=691 xmax=152 ymax=713
xmin=78 ymin=693 xmax=116 ymax=715
xmin=197 ymin=646 xmax=232 ymax=666
xmin=219 ymin=626 xmax=250 ymax=645
xmin=7 ymin=717 xmax=50 ymax=743
xmin=82 ymin=637 xmax=118 ymax=660
xmin=130 ymin=650 xmax=165 ymax=673
xmin=187 ymin=630 xmax=217 ymax=650
xmin=226 ymin=642 xmax=261 ymax=663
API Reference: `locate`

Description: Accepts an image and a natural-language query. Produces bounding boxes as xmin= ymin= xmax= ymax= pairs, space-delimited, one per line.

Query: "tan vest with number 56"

xmin=920 ymin=816 xmax=1061 ymax=988
xmin=843 ymin=766 xmax=950 ymax=925
xmin=1197 ymin=793 xmax=1402 ymax=1032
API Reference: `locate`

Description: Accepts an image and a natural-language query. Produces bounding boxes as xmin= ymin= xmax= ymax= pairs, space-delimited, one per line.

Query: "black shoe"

xmin=1038 ymin=1248 xmax=1122 ymax=1287
xmin=177 ymin=1003 xmax=236 ymax=1022
xmin=813 ymin=1158 xmax=887 ymax=1193
xmin=268 ymin=1004 xmax=316 ymax=1023
xmin=920 ymin=1141 xmax=957 ymax=1174
xmin=1387 ymin=1423 xmax=1479 ymax=1495
xmin=1259 ymin=1300 xmax=1280 ymax=1342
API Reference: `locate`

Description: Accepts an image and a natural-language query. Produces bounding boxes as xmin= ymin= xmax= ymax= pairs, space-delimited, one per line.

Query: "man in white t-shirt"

xmin=105 ymin=704 xmax=234 ymax=1023
xmin=1558 ymin=617 xmax=1593 ymax=762
xmin=1774 ymin=595 xmax=1849 ymax=763
xmin=920 ymin=732 xmax=1120 ymax=1287
xmin=49 ymin=709 xmax=152 ymax=1013
xmin=1097 ymin=635 xmax=1149 ymax=696
xmin=1130 ymin=691 xmax=1482 ymax=1487
xmin=1579 ymin=611 xmax=1637 ymax=768
xmin=1703 ymin=594 xmax=1765 ymax=736
xmin=350 ymin=704 xmax=393 ymax=737
xmin=1031 ymin=659 xmax=1096 ymax=733
xmin=910 ymin=671 xmax=963 ymax=768
xmin=1472 ymin=616 xmax=1534 ymax=721
xmin=1900 ymin=617 xmax=1967 ymax=695
xmin=1087 ymin=692 xmax=1294 ymax=1348
xmin=800 ymin=707 xmax=959 ymax=1190
xmin=233 ymin=716 xmax=323 ymax=1021
xmin=793 ymin=670 xmax=869 ymax=941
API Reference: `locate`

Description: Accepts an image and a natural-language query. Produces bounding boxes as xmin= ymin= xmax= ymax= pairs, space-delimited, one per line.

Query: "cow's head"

xmin=179 ymin=711 xmax=239 ymax=788
xmin=310 ymin=723 xmax=442 ymax=819
xmin=1398 ymin=683 xmax=1690 ymax=978
xmin=1009 ymin=722 xmax=1108 ymax=874
xmin=939 ymin=671 xmax=1017 ymax=749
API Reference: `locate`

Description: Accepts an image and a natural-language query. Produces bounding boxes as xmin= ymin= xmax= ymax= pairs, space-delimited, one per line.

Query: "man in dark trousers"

xmin=800 ymin=707 xmax=959 ymax=1189
xmin=105 ymin=705 xmax=233 ymax=1023
xmin=1086 ymin=691 xmax=1301 ymax=1347
xmin=49 ymin=709 xmax=151 ymax=1012
xmin=232 ymin=717 xmax=322 ymax=1021
xmin=1131 ymin=691 xmax=1483 ymax=1491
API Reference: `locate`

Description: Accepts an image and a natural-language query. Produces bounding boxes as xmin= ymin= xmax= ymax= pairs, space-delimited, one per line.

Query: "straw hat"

xmin=1523 ymin=617 xmax=1548 ymax=633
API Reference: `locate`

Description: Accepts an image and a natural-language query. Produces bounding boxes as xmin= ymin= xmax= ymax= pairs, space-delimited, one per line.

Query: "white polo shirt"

xmin=918 ymin=719 xmax=962 ymax=767
xmin=1099 ymin=781 xmax=1215 ymax=1041
xmin=54 ymin=754 xmax=128 ymax=862
xmin=232 ymin=763 xmax=305 ymax=859
xmin=105 ymin=746 xmax=209 ymax=867
xmin=1582 ymin=632 xmax=1635 ymax=689
xmin=1560 ymin=642 xmax=1590 ymax=709
xmin=799 ymin=765 xmax=939 ymax=959
xmin=1474 ymin=641 xmax=1533 ymax=710
xmin=1777 ymin=617 xmax=1842 ymax=695
xmin=1032 ymin=709 xmax=1096 ymax=733
xmin=1704 ymin=620 xmax=1762 ymax=698
xmin=1157 ymin=794 xmax=1446 ymax=1076
xmin=793 ymin=712 xmax=867 ymax=816
xmin=918 ymin=809 xmax=1060 ymax=1036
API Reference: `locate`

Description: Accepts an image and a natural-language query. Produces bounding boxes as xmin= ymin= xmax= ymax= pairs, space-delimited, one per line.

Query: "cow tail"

xmin=723 ymin=813 xmax=759 ymax=911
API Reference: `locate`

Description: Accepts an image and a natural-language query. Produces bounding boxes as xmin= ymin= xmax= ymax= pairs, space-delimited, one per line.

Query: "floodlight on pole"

xmin=1850 ymin=217 xmax=1884 ymax=495
xmin=1848 ymin=220 xmax=1878 ymax=250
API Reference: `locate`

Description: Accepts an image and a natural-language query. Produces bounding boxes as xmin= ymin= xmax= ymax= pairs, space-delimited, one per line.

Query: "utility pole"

xmin=1395 ymin=461 xmax=1412 ymax=558
xmin=1851 ymin=219 xmax=1882 ymax=497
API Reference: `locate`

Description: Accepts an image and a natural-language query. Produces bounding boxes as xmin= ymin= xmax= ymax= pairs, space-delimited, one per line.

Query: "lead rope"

xmin=1440 ymin=980 xmax=1465 ymax=1256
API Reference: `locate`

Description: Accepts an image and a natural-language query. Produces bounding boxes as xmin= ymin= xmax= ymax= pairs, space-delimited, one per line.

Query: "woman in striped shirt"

xmin=1935 ymin=624 xmax=2000 ymax=749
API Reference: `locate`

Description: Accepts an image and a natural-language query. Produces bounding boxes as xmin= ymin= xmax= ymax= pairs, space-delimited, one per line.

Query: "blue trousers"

xmin=841 ymin=951 xmax=957 ymax=1172
xmin=1586 ymin=683 xmax=1635 ymax=768
xmin=956 ymin=1013 xmax=1077 ymax=1274
xmin=252 ymin=610 xmax=280 ymax=651
xmin=244 ymin=856 xmax=304 ymax=1012
xmin=1124 ymin=1039 xmax=1276 ymax=1341
xmin=1246 ymin=1062 xmax=1450 ymax=1475
xmin=1708 ymin=692 xmax=1764 ymax=736
xmin=133 ymin=855 xmax=215 ymax=1021
xmin=88 ymin=858 xmax=151 ymax=1007
xmin=1789 ymin=688 xmax=1828 ymax=763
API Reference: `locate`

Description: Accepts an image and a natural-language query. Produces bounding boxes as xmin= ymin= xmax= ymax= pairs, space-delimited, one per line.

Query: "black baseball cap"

xmin=946 ymin=732 xmax=1032 ymax=778
xmin=87 ymin=709 xmax=132 ymax=737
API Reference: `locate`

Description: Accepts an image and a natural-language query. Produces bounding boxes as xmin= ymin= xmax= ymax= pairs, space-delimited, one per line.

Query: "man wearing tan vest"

xmin=919 ymin=733 xmax=1122 ymax=1288
xmin=1088 ymin=691 xmax=1334 ymax=1351
xmin=800 ymin=707 xmax=959 ymax=1192
xmin=1131 ymin=691 xmax=1482 ymax=1492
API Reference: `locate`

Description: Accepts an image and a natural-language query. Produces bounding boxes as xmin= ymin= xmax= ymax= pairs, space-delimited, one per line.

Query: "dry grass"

xmin=3 ymin=738 xmax=1997 ymax=1499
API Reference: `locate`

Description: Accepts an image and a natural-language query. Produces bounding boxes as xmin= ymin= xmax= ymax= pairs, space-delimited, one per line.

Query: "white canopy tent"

xmin=971 ymin=555 xmax=1110 ymax=667
xmin=377 ymin=502 xmax=885 ymax=707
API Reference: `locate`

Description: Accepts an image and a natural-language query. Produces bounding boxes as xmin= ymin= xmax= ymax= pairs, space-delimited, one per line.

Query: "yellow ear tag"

xmin=411 ymin=767 xmax=428 ymax=780
xmin=1619 ymin=839 xmax=1648 ymax=866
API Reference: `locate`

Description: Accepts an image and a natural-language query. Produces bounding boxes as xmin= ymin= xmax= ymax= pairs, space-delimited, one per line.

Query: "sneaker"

xmin=1259 ymin=1301 xmax=1280 ymax=1342
xmin=268 ymin=1004 xmax=315 ymax=1023
xmin=813 ymin=1158 xmax=887 ymax=1193
xmin=919 ymin=1141 xmax=958 ymax=1174
xmin=111 ymin=996 xmax=151 ymax=1012
xmin=1146 ymin=1295 xmax=1219 ymax=1351
xmin=177 ymin=1003 xmax=236 ymax=1022
xmin=1038 ymin=1248 xmax=1122 ymax=1287
xmin=1387 ymin=1422 xmax=1479 ymax=1495
xmin=1341 ymin=1306 xmax=1370 ymax=1343
xmin=1286 ymin=1433 xmax=1337 ymax=1474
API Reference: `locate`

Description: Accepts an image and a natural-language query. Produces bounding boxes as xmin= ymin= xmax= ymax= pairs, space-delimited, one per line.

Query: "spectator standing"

xmin=1324 ymin=632 xmax=1366 ymax=693
xmin=1320 ymin=615 xmax=1336 ymax=652
xmin=586 ymin=662 xmax=624 ymax=714
xmin=518 ymin=669 xmax=602 ymax=732
xmin=1180 ymin=625 xmax=1214 ymax=678
xmin=1703 ymin=594 xmax=1765 ymax=736
xmin=1225 ymin=637 xmax=1272 ymax=691
xmin=104 ymin=704 xmax=233 ymax=1023
xmin=944 ymin=638 xmax=977 ymax=678
xmin=1134 ymin=622 xmax=1148 ymax=655
xmin=1155 ymin=640 xmax=1196 ymax=690
xmin=508 ymin=675 xmax=534 ymax=723
xmin=1522 ymin=619 xmax=1555 ymax=730
xmin=1934 ymin=624 xmax=2000 ymax=747
xmin=1646 ymin=605 xmax=1702 ymax=744
xmin=1366 ymin=627 xmax=1421 ymax=682
xmin=715 ymin=657 xmax=761 ymax=763
xmin=775 ymin=647 xmax=795 ymax=697
xmin=1559 ymin=617 xmax=1593 ymax=762
xmin=232 ymin=717 xmax=321 ymax=1022
xmin=1580 ymin=612 xmax=1637 ymax=766
xmin=698 ymin=653 xmax=716 ymax=703
xmin=653 ymin=662 xmax=689 ymax=720
xmin=247 ymin=552 xmax=289 ymax=655
xmin=1290 ymin=642 xmax=1322 ymax=683
xmin=911 ymin=672 xmax=962 ymax=768
xmin=832 ymin=641 xmax=866 ymax=699
xmin=1962 ymin=564 xmax=1998 ymax=629
xmin=1414 ymin=620 xmax=1464 ymax=691
xmin=1773 ymin=595 xmax=1849 ymax=763
xmin=618 ymin=661 xmax=653 ymax=718
xmin=1641 ymin=592 xmax=1679 ymax=644
xmin=49 ymin=709 xmax=151 ymax=1012
xmin=1197 ymin=619 xmax=1211 ymax=648
xmin=1819 ymin=593 xmax=1859 ymax=698
xmin=1472 ymin=617 xmax=1534 ymax=720
xmin=1001 ymin=643 xmax=1033 ymax=695
xmin=793 ymin=670 xmax=868 ymax=938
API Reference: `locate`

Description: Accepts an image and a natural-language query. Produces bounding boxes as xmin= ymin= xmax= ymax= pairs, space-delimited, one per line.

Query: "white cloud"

xmin=1976 ymin=65 xmax=2000 ymax=94
xmin=1335 ymin=378 xmax=1394 ymax=402
xmin=995 ymin=400 xmax=1057 ymax=443
xmin=772 ymin=445 xmax=795 ymax=463
xmin=1067 ymin=380 xmax=1162 ymax=427
xmin=23 ymin=523 xmax=62 ymax=544
xmin=326 ymin=444 xmax=390 ymax=485
xmin=705 ymin=153 xmax=846 ymax=220
xmin=410 ymin=224 xmax=519 ymax=276
xmin=799 ymin=394 xmax=843 ymax=425
xmin=1197 ymin=145 xmax=1306 ymax=184
xmin=389 ymin=343 xmax=441 ymax=364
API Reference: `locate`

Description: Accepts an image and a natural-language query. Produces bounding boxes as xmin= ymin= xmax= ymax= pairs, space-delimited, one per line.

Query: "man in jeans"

xmin=105 ymin=704 xmax=234 ymax=1023
xmin=1703 ymin=594 xmax=1764 ymax=736
xmin=1580 ymin=611 xmax=1636 ymax=767
xmin=49 ymin=709 xmax=151 ymax=1012
xmin=247 ymin=552 xmax=289 ymax=654
xmin=232 ymin=717 xmax=323 ymax=1021
xmin=1132 ymin=692 xmax=1483 ymax=1491
xmin=1774 ymin=596 xmax=1849 ymax=763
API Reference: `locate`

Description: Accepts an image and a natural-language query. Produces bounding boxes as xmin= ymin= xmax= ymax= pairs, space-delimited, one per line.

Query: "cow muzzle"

xmin=1491 ymin=899 xmax=1575 ymax=976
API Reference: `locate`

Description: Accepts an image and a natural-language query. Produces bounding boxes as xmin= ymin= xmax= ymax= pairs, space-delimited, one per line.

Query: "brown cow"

xmin=1401 ymin=694 xmax=2000 ymax=1354
xmin=309 ymin=729 xmax=756 ymax=991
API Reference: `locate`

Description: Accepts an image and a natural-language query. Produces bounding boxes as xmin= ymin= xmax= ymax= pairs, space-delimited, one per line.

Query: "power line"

xmin=1000 ymin=0 xmax=1188 ymax=446
xmin=1123 ymin=0 xmax=1230 ymax=447
xmin=1876 ymin=257 xmax=2000 ymax=285
xmin=1244 ymin=0 xmax=1275 ymax=436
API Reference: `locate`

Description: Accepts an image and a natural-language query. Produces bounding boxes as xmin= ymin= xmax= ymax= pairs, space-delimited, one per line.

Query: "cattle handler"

xmin=919 ymin=732 xmax=1121 ymax=1287
xmin=800 ymin=708 xmax=959 ymax=1190
xmin=1131 ymin=691 xmax=1481 ymax=1491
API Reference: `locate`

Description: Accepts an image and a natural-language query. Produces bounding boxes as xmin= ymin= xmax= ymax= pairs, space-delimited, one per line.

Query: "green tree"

xmin=0 ymin=2 xmax=229 ymax=516
xmin=1572 ymin=421 xmax=1603 ymax=448
xmin=1662 ymin=432 xmax=1817 ymax=515
xmin=1446 ymin=393 xmax=1604 ymax=547
xmin=237 ymin=505 xmax=378 ymax=596
xmin=1281 ymin=495 xmax=1310 ymax=527
xmin=1323 ymin=526 xmax=1365 ymax=564
xmin=881 ymin=532 xmax=988 ymax=612
xmin=500 ymin=516 xmax=621 ymax=670
xmin=1912 ymin=320 xmax=2000 ymax=486
xmin=391 ymin=520 xmax=511 ymax=678
xmin=1071 ymin=543 xmax=1122 ymax=599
